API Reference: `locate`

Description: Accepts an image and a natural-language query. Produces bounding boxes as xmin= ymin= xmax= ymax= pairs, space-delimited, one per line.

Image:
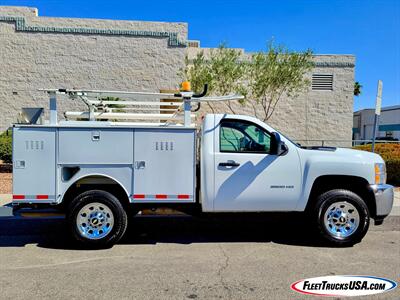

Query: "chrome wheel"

xmin=76 ymin=202 xmax=114 ymax=240
xmin=324 ymin=201 xmax=360 ymax=238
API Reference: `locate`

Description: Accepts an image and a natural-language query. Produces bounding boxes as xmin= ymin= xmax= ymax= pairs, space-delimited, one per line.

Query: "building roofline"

xmin=0 ymin=6 xmax=187 ymax=26
xmin=0 ymin=13 xmax=187 ymax=47
xmin=354 ymin=105 xmax=400 ymax=114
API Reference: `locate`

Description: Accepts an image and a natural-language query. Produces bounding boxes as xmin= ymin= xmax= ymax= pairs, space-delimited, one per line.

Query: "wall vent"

xmin=187 ymin=40 xmax=200 ymax=48
xmin=312 ymin=74 xmax=333 ymax=90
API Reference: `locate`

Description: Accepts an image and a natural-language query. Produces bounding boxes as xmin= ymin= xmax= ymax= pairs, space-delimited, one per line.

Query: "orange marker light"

xmin=375 ymin=163 xmax=383 ymax=184
xmin=375 ymin=174 xmax=381 ymax=184
xmin=181 ymin=81 xmax=191 ymax=92
xmin=375 ymin=164 xmax=380 ymax=174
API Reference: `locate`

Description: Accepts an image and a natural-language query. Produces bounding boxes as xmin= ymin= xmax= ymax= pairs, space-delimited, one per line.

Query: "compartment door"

xmin=12 ymin=127 xmax=56 ymax=201
xmin=58 ymin=128 xmax=133 ymax=164
xmin=133 ymin=129 xmax=195 ymax=202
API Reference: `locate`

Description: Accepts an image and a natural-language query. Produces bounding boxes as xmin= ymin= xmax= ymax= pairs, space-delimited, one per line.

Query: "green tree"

xmin=208 ymin=45 xmax=248 ymax=113
xmin=0 ymin=130 xmax=12 ymax=163
xmin=182 ymin=42 xmax=313 ymax=121
xmin=249 ymin=42 xmax=313 ymax=121
xmin=354 ymin=81 xmax=362 ymax=96
xmin=183 ymin=45 xmax=246 ymax=113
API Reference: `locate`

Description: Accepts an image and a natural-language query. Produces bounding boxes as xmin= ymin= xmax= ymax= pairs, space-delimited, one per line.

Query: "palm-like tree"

xmin=354 ymin=81 xmax=362 ymax=96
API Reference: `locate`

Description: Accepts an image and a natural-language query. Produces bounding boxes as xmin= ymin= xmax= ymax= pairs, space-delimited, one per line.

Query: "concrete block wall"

xmin=0 ymin=6 xmax=187 ymax=129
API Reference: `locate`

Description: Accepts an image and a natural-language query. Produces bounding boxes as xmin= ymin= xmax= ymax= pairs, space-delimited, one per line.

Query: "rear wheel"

xmin=67 ymin=190 xmax=128 ymax=248
xmin=315 ymin=189 xmax=370 ymax=246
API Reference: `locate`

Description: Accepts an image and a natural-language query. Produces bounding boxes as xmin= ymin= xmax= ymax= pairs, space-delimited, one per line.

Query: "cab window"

xmin=220 ymin=120 xmax=271 ymax=153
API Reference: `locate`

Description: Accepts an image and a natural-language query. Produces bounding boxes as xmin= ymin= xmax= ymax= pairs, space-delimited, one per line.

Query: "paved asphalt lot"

xmin=0 ymin=213 xmax=399 ymax=300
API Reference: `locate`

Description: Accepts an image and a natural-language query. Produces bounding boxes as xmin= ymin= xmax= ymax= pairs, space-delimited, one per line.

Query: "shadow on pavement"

xmin=0 ymin=213 xmax=351 ymax=250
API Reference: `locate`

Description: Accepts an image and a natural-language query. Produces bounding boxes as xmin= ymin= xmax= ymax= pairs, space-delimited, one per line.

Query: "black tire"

xmin=315 ymin=189 xmax=370 ymax=246
xmin=67 ymin=190 xmax=128 ymax=248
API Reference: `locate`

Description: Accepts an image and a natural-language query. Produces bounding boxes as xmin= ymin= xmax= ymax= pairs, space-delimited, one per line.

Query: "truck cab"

xmin=200 ymin=114 xmax=393 ymax=242
xmin=201 ymin=114 xmax=393 ymax=216
xmin=201 ymin=114 xmax=301 ymax=212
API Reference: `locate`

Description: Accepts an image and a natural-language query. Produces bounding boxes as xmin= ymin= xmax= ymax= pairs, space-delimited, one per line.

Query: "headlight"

xmin=375 ymin=163 xmax=386 ymax=184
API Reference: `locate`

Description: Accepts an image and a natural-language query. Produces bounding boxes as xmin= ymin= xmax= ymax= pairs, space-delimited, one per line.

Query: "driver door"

xmin=213 ymin=118 xmax=301 ymax=211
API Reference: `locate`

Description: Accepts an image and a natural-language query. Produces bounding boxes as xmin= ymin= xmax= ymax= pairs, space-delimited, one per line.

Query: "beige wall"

xmin=0 ymin=6 xmax=187 ymax=129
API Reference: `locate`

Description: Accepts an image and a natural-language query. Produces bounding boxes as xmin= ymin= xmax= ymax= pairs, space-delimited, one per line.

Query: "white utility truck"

xmin=11 ymin=84 xmax=394 ymax=247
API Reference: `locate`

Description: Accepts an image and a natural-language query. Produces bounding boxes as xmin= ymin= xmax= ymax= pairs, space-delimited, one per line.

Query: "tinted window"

xmin=220 ymin=120 xmax=271 ymax=153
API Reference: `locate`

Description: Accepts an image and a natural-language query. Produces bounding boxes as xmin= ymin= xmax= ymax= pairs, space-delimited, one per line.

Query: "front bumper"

xmin=369 ymin=184 xmax=394 ymax=219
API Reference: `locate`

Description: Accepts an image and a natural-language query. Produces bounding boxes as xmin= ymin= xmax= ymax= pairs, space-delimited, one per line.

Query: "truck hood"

xmin=333 ymin=147 xmax=384 ymax=164
xmin=297 ymin=146 xmax=383 ymax=186
xmin=299 ymin=146 xmax=384 ymax=164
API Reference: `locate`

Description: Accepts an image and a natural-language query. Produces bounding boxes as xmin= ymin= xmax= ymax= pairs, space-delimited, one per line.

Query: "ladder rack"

xmin=39 ymin=85 xmax=244 ymax=127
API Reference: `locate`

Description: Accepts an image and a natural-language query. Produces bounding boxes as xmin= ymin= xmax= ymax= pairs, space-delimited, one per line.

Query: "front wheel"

xmin=315 ymin=189 xmax=370 ymax=246
xmin=67 ymin=190 xmax=128 ymax=248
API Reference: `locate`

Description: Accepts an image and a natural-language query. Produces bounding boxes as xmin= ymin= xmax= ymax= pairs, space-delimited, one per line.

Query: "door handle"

xmin=219 ymin=161 xmax=240 ymax=167
xmin=135 ymin=161 xmax=146 ymax=169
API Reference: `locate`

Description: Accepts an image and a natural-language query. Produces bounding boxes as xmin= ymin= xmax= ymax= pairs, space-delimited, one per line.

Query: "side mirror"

xmin=271 ymin=132 xmax=288 ymax=156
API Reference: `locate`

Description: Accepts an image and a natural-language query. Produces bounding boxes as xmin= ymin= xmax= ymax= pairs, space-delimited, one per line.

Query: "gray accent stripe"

xmin=0 ymin=16 xmax=187 ymax=47
xmin=314 ymin=62 xmax=355 ymax=68
xmin=185 ymin=58 xmax=355 ymax=68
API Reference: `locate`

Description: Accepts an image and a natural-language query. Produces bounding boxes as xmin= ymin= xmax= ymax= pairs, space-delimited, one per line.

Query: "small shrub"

xmin=0 ymin=130 xmax=12 ymax=163
xmin=353 ymin=144 xmax=400 ymax=185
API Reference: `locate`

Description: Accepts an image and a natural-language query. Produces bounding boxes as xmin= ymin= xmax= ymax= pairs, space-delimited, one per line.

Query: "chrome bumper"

xmin=369 ymin=184 xmax=394 ymax=217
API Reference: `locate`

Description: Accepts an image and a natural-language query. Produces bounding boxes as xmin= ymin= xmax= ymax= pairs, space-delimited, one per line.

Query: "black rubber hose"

xmin=192 ymin=102 xmax=201 ymax=112
xmin=192 ymin=84 xmax=208 ymax=98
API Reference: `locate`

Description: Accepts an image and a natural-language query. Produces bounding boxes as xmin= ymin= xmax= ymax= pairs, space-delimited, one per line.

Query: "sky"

xmin=1 ymin=0 xmax=399 ymax=111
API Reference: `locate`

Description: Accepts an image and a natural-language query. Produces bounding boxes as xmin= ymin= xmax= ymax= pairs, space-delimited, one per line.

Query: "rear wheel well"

xmin=306 ymin=175 xmax=376 ymax=218
xmin=60 ymin=176 xmax=131 ymax=213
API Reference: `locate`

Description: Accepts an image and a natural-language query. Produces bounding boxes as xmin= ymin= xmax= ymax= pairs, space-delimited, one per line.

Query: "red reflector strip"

xmin=132 ymin=194 xmax=192 ymax=200
xmin=36 ymin=195 xmax=49 ymax=200
xmin=13 ymin=195 xmax=25 ymax=200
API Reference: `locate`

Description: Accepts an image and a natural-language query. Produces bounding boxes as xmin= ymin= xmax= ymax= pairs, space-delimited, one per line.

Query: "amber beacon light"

xmin=181 ymin=81 xmax=191 ymax=92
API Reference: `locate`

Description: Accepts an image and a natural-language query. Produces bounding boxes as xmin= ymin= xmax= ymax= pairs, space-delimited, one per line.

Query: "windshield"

xmin=275 ymin=131 xmax=300 ymax=148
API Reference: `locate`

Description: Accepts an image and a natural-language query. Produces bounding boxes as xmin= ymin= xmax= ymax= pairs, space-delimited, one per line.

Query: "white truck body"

xmin=12 ymin=114 xmax=392 ymax=215
xmin=13 ymin=125 xmax=197 ymax=204
xmin=10 ymin=87 xmax=394 ymax=246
